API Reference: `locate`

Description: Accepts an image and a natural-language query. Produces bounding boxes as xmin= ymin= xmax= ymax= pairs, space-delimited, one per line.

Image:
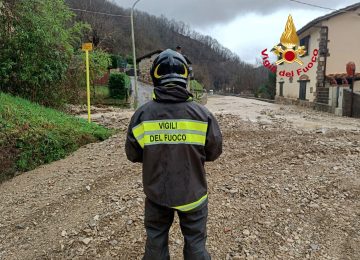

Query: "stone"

xmin=109 ymin=240 xmax=118 ymax=246
xmin=89 ymin=219 xmax=97 ymax=228
xmin=15 ymin=224 xmax=26 ymax=230
xmin=82 ymin=238 xmax=91 ymax=245
xmin=243 ymin=229 xmax=250 ymax=236
xmin=310 ymin=243 xmax=319 ymax=251
xmin=229 ymin=189 xmax=238 ymax=194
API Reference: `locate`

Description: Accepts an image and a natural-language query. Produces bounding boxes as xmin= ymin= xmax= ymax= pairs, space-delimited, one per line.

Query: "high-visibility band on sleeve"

xmin=172 ymin=194 xmax=208 ymax=212
xmin=132 ymin=123 xmax=145 ymax=148
xmin=132 ymin=123 xmax=144 ymax=138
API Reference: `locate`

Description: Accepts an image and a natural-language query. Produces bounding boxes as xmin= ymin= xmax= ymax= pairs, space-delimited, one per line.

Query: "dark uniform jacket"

xmin=125 ymin=85 xmax=222 ymax=211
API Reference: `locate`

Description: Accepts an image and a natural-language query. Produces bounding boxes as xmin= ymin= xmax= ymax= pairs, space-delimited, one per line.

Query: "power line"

xmin=287 ymin=0 xmax=338 ymax=11
xmin=287 ymin=0 xmax=360 ymax=18
xmin=68 ymin=7 xmax=131 ymax=18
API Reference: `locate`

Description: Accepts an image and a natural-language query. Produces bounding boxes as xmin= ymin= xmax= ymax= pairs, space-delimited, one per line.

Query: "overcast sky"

xmin=115 ymin=0 xmax=360 ymax=64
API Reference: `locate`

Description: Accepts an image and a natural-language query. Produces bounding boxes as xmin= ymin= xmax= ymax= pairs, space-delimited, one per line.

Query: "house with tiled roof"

xmin=276 ymin=3 xmax=360 ymax=117
xmin=136 ymin=49 xmax=193 ymax=86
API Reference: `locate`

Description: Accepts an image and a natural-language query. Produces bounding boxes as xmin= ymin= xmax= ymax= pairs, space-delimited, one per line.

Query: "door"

xmin=299 ymin=81 xmax=307 ymax=100
xmin=279 ymin=82 xmax=284 ymax=97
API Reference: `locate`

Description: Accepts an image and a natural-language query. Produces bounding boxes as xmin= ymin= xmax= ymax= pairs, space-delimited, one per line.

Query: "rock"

xmin=93 ymin=215 xmax=100 ymax=221
xmin=309 ymin=203 xmax=319 ymax=209
xmin=310 ymin=243 xmax=319 ymax=251
xmin=243 ymin=229 xmax=250 ymax=236
xmin=86 ymin=185 xmax=91 ymax=191
xmin=89 ymin=219 xmax=97 ymax=228
xmin=82 ymin=238 xmax=91 ymax=245
xmin=175 ymin=239 xmax=182 ymax=245
xmin=109 ymin=240 xmax=118 ymax=246
xmin=15 ymin=224 xmax=26 ymax=230
xmin=316 ymin=128 xmax=327 ymax=134
xmin=229 ymin=189 xmax=238 ymax=194
xmin=61 ymin=230 xmax=67 ymax=237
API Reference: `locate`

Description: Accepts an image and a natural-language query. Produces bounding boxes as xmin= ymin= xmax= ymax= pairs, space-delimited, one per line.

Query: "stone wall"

xmin=138 ymin=54 xmax=159 ymax=84
xmin=275 ymin=96 xmax=315 ymax=108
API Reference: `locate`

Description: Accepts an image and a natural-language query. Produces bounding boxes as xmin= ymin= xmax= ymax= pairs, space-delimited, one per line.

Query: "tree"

xmin=0 ymin=0 xmax=88 ymax=107
xmin=256 ymin=72 xmax=276 ymax=99
xmin=65 ymin=0 xmax=268 ymax=94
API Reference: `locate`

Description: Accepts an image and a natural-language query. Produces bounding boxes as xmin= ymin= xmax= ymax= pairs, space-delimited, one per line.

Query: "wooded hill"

xmin=66 ymin=0 xmax=268 ymax=93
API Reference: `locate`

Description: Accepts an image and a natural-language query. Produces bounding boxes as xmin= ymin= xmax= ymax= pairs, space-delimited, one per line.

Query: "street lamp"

xmin=131 ymin=0 xmax=141 ymax=109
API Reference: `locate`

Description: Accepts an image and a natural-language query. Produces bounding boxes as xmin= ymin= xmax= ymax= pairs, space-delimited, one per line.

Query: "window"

xmin=299 ymin=36 xmax=310 ymax=56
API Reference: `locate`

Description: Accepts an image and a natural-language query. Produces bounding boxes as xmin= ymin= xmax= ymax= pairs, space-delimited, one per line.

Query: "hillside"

xmin=0 ymin=93 xmax=113 ymax=182
xmin=65 ymin=0 xmax=268 ymax=93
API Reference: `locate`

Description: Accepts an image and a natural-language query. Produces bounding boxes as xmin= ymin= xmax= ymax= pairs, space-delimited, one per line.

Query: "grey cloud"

xmin=116 ymin=0 xmax=359 ymax=28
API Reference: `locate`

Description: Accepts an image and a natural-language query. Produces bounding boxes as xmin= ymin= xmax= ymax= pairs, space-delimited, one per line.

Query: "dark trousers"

xmin=143 ymin=198 xmax=211 ymax=260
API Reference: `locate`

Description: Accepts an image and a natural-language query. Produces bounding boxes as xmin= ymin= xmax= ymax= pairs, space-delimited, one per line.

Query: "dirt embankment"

xmin=0 ymin=96 xmax=359 ymax=260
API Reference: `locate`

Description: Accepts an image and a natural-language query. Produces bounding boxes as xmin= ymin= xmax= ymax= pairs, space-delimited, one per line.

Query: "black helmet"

xmin=150 ymin=49 xmax=189 ymax=88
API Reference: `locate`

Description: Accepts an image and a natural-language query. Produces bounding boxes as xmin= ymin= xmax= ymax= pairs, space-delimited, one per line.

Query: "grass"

xmin=0 ymin=92 xmax=113 ymax=182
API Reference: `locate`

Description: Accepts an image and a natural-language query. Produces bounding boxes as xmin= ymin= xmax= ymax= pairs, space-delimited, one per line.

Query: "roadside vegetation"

xmin=0 ymin=93 xmax=113 ymax=182
xmin=0 ymin=1 xmax=116 ymax=179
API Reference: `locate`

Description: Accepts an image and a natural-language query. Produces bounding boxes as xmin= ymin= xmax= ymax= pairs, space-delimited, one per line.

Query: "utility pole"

xmin=131 ymin=0 xmax=141 ymax=109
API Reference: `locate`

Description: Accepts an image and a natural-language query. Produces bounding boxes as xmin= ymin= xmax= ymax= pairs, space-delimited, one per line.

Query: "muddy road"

xmin=0 ymin=96 xmax=359 ymax=260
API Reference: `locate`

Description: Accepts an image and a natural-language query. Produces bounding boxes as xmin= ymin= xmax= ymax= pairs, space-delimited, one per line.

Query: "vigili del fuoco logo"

xmin=261 ymin=14 xmax=319 ymax=78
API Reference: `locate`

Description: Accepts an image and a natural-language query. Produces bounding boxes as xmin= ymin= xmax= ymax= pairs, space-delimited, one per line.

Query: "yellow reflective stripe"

xmin=132 ymin=123 xmax=145 ymax=148
xmin=137 ymin=137 xmax=145 ymax=148
xmin=143 ymin=120 xmax=208 ymax=133
xmin=132 ymin=123 xmax=144 ymax=138
xmin=143 ymin=133 xmax=206 ymax=146
xmin=132 ymin=120 xmax=208 ymax=148
xmin=172 ymin=194 xmax=208 ymax=212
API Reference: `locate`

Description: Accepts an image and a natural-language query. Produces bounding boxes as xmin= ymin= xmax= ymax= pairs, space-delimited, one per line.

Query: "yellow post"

xmin=85 ymin=50 xmax=91 ymax=123
xmin=82 ymin=43 xmax=93 ymax=123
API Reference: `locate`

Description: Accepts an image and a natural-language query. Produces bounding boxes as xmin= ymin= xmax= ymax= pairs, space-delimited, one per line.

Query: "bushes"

xmin=65 ymin=49 xmax=111 ymax=105
xmin=108 ymin=73 xmax=131 ymax=100
xmin=0 ymin=92 xmax=113 ymax=182
xmin=190 ymin=80 xmax=204 ymax=92
xmin=0 ymin=0 xmax=88 ymax=107
xmin=190 ymin=80 xmax=205 ymax=102
xmin=255 ymin=72 xmax=276 ymax=99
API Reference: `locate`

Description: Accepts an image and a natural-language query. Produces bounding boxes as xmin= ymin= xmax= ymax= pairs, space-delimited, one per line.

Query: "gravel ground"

xmin=0 ymin=96 xmax=359 ymax=260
